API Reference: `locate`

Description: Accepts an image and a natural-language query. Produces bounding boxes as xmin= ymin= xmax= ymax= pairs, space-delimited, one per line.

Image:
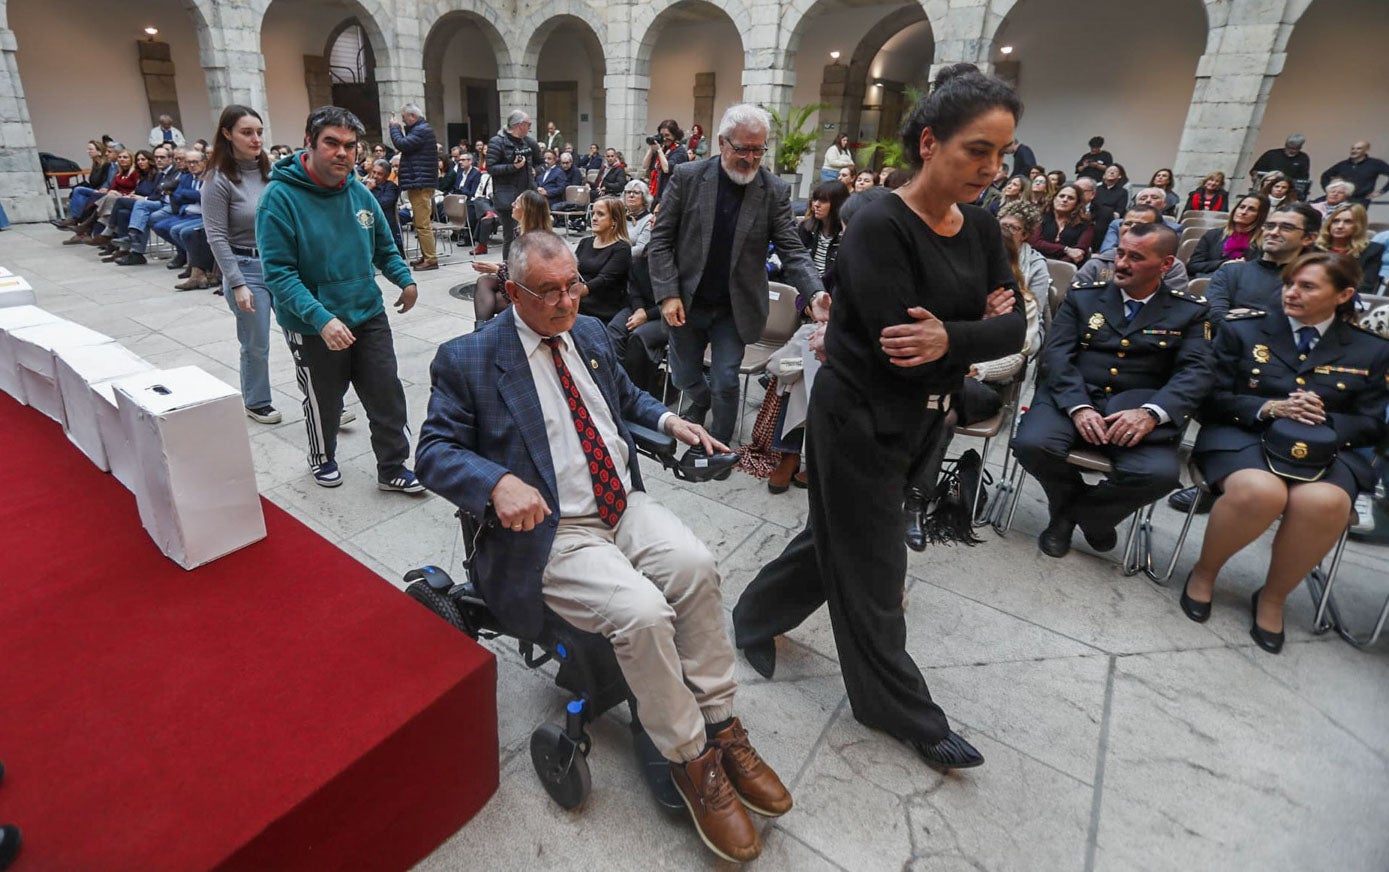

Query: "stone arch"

xmin=419 ymin=1 xmax=515 ymax=77
xmin=632 ymin=0 xmax=753 ymax=78
xmin=516 ymin=5 xmax=608 ymax=69
xmin=421 ymin=7 xmax=514 ymax=147
xmin=520 ymin=13 xmax=609 ymax=146
xmin=847 ymin=4 xmax=930 ymax=89
xmin=781 ymin=0 xmax=935 ymax=66
xmin=259 ymin=0 xmax=394 ymax=73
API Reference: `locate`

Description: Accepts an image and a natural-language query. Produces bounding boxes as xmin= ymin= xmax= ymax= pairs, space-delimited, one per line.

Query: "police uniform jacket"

xmin=1039 ymin=280 xmax=1214 ymax=426
xmin=1194 ymin=310 xmax=1389 ymax=490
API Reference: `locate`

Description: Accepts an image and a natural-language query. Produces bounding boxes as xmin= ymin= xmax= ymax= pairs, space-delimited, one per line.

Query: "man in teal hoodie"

xmin=256 ymin=105 xmax=424 ymax=493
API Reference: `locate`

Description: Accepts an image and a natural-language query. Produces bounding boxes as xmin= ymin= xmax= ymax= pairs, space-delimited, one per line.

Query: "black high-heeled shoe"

xmin=1249 ymin=588 xmax=1284 ymax=654
xmin=1179 ymin=571 xmax=1211 ymax=623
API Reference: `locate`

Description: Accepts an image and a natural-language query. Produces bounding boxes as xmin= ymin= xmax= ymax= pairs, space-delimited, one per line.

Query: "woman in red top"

xmin=1031 ymin=182 xmax=1094 ymax=265
xmin=1182 ymin=171 xmax=1229 ymax=215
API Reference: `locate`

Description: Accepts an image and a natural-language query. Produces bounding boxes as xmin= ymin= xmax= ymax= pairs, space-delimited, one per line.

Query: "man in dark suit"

xmin=1012 ymin=222 xmax=1215 ymax=557
xmin=648 ymin=103 xmax=824 ymax=446
xmin=592 ymin=147 xmax=628 ymax=197
xmin=438 ymin=150 xmax=482 ymax=199
xmin=414 ymin=231 xmax=791 ymax=864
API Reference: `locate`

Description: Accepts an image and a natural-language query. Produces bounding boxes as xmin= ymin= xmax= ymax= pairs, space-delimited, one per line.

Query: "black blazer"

xmin=1195 ymin=313 xmax=1389 ymax=490
xmin=1189 ymin=227 xmax=1257 ymax=278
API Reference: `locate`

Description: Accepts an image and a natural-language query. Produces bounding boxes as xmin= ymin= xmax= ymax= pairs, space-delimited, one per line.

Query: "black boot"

xmin=904 ymin=489 xmax=927 ymax=552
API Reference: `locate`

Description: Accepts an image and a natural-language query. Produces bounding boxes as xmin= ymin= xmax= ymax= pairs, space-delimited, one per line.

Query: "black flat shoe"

xmin=911 ymin=731 xmax=984 ymax=770
xmin=1081 ymin=523 xmax=1118 ymax=553
xmin=740 ymin=639 xmax=776 ymax=679
xmin=1249 ymin=588 xmax=1284 ymax=654
xmin=1179 ymin=572 xmax=1211 ymax=623
xmin=904 ymin=490 xmax=926 ymax=552
xmin=1168 ymin=486 xmax=1216 ymax=514
xmin=1038 ymin=516 xmax=1076 ymax=558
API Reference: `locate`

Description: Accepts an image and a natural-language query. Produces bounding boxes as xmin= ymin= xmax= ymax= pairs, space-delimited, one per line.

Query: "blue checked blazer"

xmin=415 ymin=306 xmax=669 ymax=639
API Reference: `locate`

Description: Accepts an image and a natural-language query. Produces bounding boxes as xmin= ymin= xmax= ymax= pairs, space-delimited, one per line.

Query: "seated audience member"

xmin=471 ymin=189 xmax=551 ymax=324
xmin=1031 ymin=183 xmax=1094 ymax=266
xmin=1373 ymin=228 xmax=1389 ymax=292
xmin=1187 ymin=194 xmax=1267 ymax=278
xmin=1250 ymin=134 xmax=1311 ymax=190
xmin=1178 ymin=251 xmax=1388 ymax=653
xmin=65 ymin=148 xmax=145 ymax=244
xmin=1046 ymin=169 xmax=1067 ymax=191
xmin=607 ymin=249 xmax=669 ymax=397
xmin=61 ymin=140 xmax=115 ymax=225
xmin=467 ymin=170 xmax=497 ymax=255
xmin=1206 ymin=203 xmax=1321 ymax=321
xmin=1318 ymin=140 xmax=1389 ymax=206
xmin=150 ymin=149 xmax=207 ymax=272
xmin=1100 ymin=188 xmax=1182 ymax=250
xmin=1073 ymin=177 xmax=1115 ymax=252
xmin=974 ymin=164 xmax=1009 ymax=212
xmin=1319 ymin=203 xmax=1384 ymax=295
xmin=100 ymin=147 xmax=171 ymax=257
xmin=593 ymin=148 xmax=629 ymax=197
xmin=365 ymin=159 xmax=404 ymax=256
xmin=795 ymin=181 xmax=847 ymax=303
xmin=837 ymin=165 xmax=855 ymax=189
xmin=535 ymin=149 xmax=562 ymax=203
xmin=1026 ymin=174 xmax=1054 ymax=209
xmin=1075 ymin=135 xmax=1112 ymax=181
xmin=1259 ymin=171 xmax=1298 ymax=210
xmin=688 ymin=124 xmax=708 ymax=158
xmin=991 ymin=174 xmax=1027 ymax=216
xmin=1138 ymin=168 xmax=1180 ymax=216
xmin=473 ymin=140 xmax=488 ymax=168
xmin=1077 ymin=205 xmax=1190 ymax=292
xmin=998 ymin=200 xmax=1052 ymax=322
xmin=574 ymin=195 xmax=633 ymax=323
xmin=1028 ymin=165 xmax=1045 ymax=181
xmin=415 ymin=231 xmax=791 ymax=864
xmin=1011 ymin=222 xmax=1213 ymax=558
xmin=623 ymin=181 xmax=654 ymax=255
xmin=439 ymin=150 xmax=483 ymax=199
xmin=1311 ymin=178 xmax=1354 ymax=217
xmin=147 ymin=114 xmax=186 ymax=148
xmin=878 ymin=165 xmax=896 ymax=186
xmin=114 ymin=148 xmax=187 ymax=266
xmin=1093 ymin=164 xmax=1130 ymax=219
xmin=840 ymin=170 xmax=893 ymax=225
xmin=1183 ymin=172 xmax=1229 ymax=215
xmin=582 ymin=143 xmax=604 ymax=172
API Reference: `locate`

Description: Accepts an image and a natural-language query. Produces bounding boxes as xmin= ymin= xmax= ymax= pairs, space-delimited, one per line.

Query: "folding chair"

xmin=696 ymin=282 xmax=801 ymax=441
xmin=439 ymin=194 xmax=474 ymax=251
xmin=955 ymin=362 xmax=1029 ymax=528
xmin=1188 ymin=277 xmax=1209 ymax=298
xmin=1176 ymin=237 xmax=1200 ymax=266
xmin=554 ymin=186 xmax=591 ymax=236
xmin=1178 ymin=225 xmax=1208 ymax=248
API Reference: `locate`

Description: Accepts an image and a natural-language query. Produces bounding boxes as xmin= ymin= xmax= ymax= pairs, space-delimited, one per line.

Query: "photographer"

xmin=641 ymin=118 xmax=689 ymax=204
xmin=485 ymin=110 xmax=541 ymax=257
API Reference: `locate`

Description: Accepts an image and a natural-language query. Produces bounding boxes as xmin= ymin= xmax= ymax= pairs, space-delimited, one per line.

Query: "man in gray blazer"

xmin=648 ymin=103 xmax=824 ymax=446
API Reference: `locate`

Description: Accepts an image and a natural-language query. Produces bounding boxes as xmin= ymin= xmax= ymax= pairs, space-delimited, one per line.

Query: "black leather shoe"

xmin=1038 ymin=516 xmax=1076 ymax=558
xmin=0 ymin=824 xmax=21 ymax=872
xmin=1179 ymin=572 xmax=1211 ymax=623
xmin=1167 ymin=486 xmax=1215 ymax=514
xmin=1249 ymin=588 xmax=1284 ymax=654
xmin=740 ymin=639 xmax=776 ymax=679
xmin=678 ymin=404 xmax=709 ymax=427
xmin=904 ymin=490 xmax=926 ymax=552
xmin=166 ymin=255 xmax=186 ymax=270
xmin=1081 ymin=524 xmax=1118 ymax=552
xmin=911 ymin=731 xmax=984 ymax=770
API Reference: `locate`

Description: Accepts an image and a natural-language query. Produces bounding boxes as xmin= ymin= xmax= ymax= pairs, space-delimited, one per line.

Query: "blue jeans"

xmin=68 ymin=186 xmax=99 ymax=217
xmin=169 ymin=217 xmax=203 ymax=255
xmin=667 ymin=304 xmax=744 ymax=443
xmin=223 ymin=255 xmax=274 ymax=409
xmin=819 ymin=168 xmax=838 ymax=183
xmin=127 ymin=201 xmax=168 ymax=252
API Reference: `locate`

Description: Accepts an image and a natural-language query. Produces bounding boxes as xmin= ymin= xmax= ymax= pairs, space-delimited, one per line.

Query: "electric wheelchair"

xmin=403 ymin=421 xmax=738 ymax=812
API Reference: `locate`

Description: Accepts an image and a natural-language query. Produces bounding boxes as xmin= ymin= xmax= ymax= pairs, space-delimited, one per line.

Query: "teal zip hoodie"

xmin=256 ymin=151 xmax=414 ymax=334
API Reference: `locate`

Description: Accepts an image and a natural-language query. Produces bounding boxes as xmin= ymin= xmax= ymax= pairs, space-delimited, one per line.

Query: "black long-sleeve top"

xmin=824 ymin=196 xmax=1024 ymax=435
xmin=575 ymin=237 xmax=632 ymax=323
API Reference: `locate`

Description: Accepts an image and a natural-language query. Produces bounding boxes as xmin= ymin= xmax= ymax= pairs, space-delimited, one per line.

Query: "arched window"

xmin=327 ymin=20 xmax=373 ymax=84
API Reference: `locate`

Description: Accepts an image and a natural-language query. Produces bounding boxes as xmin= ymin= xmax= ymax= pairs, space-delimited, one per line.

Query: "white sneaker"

xmin=1351 ymin=492 xmax=1376 ymax=535
xmin=340 ymin=408 xmax=357 ymax=426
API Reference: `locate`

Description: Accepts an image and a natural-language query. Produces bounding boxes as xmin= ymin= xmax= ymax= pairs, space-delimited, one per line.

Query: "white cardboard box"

xmin=0 ymin=274 xmax=36 ymax=309
xmin=10 ymin=320 xmax=114 ymax=423
xmin=95 ymin=381 xmax=140 ymax=490
xmin=56 ymin=344 xmax=155 ymax=471
xmin=113 ymin=367 xmax=266 ymax=569
xmin=0 ymin=306 xmax=63 ymax=403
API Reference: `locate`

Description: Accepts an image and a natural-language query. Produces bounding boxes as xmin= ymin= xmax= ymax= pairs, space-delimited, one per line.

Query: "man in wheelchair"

xmin=415 ymin=231 xmax=790 ymax=863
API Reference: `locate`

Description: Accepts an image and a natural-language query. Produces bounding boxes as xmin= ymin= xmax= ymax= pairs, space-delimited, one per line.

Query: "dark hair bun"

xmin=932 ymin=62 xmax=982 ymax=91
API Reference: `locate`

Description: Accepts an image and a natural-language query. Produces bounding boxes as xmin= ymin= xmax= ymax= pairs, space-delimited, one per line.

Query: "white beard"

xmin=723 ymin=161 xmax=759 ymax=186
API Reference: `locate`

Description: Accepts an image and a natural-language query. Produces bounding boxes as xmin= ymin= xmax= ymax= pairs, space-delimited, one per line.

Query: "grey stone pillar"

xmin=692 ymin=73 xmax=715 ymax=139
xmin=498 ymin=77 xmax=539 ymax=131
xmin=198 ymin=4 xmax=271 ymax=141
xmin=139 ymin=41 xmax=182 ymax=129
xmin=0 ymin=25 xmax=47 ymax=223
xmin=604 ymin=71 xmax=650 ymax=161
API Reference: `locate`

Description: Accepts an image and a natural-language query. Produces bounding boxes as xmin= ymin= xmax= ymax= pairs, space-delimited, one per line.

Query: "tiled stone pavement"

xmin=4 ymin=223 xmax=1387 ymax=871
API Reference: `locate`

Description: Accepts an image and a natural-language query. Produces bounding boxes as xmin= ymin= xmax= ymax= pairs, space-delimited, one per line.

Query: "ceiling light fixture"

xmin=829 ymin=50 xmax=841 ymax=61
xmin=144 ymin=26 xmax=159 ymax=40
xmin=1000 ymin=45 xmax=1014 ymax=55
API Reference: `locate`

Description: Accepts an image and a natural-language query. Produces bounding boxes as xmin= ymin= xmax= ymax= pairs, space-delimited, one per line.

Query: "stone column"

xmin=497 ymin=77 xmax=539 ymax=130
xmin=197 ymin=3 xmax=271 ymax=141
xmin=692 ymin=73 xmax=715 ymax=138
xmin=818 ymin=61 xmax=852 ymax=162
xmin=0 ymin=25 xmax=47 ymax=223
xmin=928 ymin=1 xmax=995 ymax=82
xmin=1171 ymin=18 xmax=1296 ymax=194
xmin=604 ymin=71 xmax=650 ymax=161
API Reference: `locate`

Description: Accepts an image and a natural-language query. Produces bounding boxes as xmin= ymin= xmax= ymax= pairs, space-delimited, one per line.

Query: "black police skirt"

xmin=1197 ymin=441 xmax=1361 ymax=500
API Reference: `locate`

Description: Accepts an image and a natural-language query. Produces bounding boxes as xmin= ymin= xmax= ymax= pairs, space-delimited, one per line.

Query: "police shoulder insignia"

xmin=1070 ymin=280 xmax=1107 ymax=291
xmin=1224 ymin=310 xmax=1267 ymax=321
xmin=1170 ymin=287 xmax=1207 ymax=303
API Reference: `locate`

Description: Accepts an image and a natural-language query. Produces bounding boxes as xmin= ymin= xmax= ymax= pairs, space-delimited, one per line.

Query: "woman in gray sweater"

xmin=202 ymin=105 xmax=278 ymax=423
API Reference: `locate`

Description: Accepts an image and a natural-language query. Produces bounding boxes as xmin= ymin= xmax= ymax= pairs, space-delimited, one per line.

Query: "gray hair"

xmin=371 ymin=159 xmax=391 ymax=173
xmin=1326 ymin=178 xmax=1355 ymax=195
xmin=1073 ymin=176 xmax=1096 ymax=191
xmin=1285 ymin=134 xmax=1306 ymax=147
xmin=506 ymin=230 xmax=574 ymax=287
xmin=623 ymin=179 xmax=652 ymax=210
xmin=400 ymin=103 xmax=423 ymax=118
xmin=717 ymin=103 xmax=771 ymax=140
xmin=158 ymin=114 xmax=173 ymax=125
xmin=506 ymin=110 xmax=530 ymax=130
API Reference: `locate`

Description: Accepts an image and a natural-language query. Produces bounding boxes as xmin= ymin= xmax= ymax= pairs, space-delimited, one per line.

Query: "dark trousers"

xmin=498 ymin=204 xmax=518 ymax=257
xmin=667 ymin=304 xmax=743 ymax=443
xmin=733 ymin=371 xmax=951 ymax=745
xmin=606 ymin=308 xmax=669 ymax=398
xmin=187 ymin=228 xmax=214 ymax=271
xmin=1010 ymin=398 xmax=1180 ymax=531
xmin=282 ymin=311 xmax=411 ymax=478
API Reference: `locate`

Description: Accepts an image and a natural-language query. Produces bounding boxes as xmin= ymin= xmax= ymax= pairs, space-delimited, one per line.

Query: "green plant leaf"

xmin=764 ymin=102 xmax=831 ymax=174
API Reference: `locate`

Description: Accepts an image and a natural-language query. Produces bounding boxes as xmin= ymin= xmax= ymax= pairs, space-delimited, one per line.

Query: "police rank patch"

xmin=356 ymin=209 xmax=375 ymax=229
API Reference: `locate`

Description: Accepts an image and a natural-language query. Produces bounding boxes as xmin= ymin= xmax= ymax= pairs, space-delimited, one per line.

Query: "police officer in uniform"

xmin=1012 ymin=222 xmax=1215 ymax=557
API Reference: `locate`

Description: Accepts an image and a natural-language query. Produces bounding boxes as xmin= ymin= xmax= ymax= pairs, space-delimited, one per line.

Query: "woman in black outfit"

xmin=732 ymin=64 xmax=1025 ymax=771
xmin=1187 ymin=193 xmax=1265 ymax=278
xmin=794 ymin=181 xmax=847 ymax=303
xmin=574 ymin=195 xmax=632 ymax=323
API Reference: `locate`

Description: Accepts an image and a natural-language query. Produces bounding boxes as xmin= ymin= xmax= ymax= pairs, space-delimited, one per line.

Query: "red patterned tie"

xmin=546 ymin=336 xmax=627 ymax=526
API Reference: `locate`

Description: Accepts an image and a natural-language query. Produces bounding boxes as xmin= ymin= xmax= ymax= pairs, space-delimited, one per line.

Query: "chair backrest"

xmin=564 ymin=185 xmax=590 ymax=206
xmin=585 ymin=169 xmax=599 ymax=184
xmin=761 ymin=282 xmax=802 ymax=346
xmin=1178 ymin=225 xmax=1208 ymax=247
xmin=1368 ymin=221 xmax=1389 ymax=235
xmin=441 ymin=194 xmax=469 ymax=223
xmin=1045 ymin=259 xmax=1076 ymax=297
xmin=1176 ymin=237 xmax=1200 ymax=265
xmin=1188 ymin=277 xmax=1210 ymax=298
xmin=1048 ymin=281 xmax=1068 ymax=320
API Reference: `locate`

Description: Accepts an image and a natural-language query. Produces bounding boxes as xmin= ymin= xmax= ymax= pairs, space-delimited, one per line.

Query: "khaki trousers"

xmin=406 ymin=187 xmax=436 ymax=262
xmin=542 ymin=491 xmax=736 ymax=763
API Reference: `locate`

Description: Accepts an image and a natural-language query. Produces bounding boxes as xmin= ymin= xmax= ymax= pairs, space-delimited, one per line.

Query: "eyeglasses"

xmin=1263 ymin=221 xmax=1305 ymax=234
xmin=512 ymin=275 xmax=588 ymax=306
xmin=726 ymin=143 xmax=769 ymax=157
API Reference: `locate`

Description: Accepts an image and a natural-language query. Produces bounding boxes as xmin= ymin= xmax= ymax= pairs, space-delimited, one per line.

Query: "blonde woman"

xmin=471 ymin=189 xmax=551 ymax=324
xmin=574 ymin=195 xmax=632 ymax=322
xmin=1318 ymin=203 xmax=1383 ymax=294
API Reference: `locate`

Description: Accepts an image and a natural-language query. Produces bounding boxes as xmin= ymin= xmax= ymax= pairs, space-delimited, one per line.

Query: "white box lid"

xmin=0 ymin=305 xmax=60 ymax=332
xmin=111 ymin=366 xmax=239 ymax=415
xmin=10 ymin=321 xmax=113 ymax=372
xmin=58 ymin=343 xmax=152 ymax=383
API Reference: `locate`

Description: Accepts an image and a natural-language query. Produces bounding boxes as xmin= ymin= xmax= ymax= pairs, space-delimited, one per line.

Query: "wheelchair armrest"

xmin=628 ymin=420 xmax=678 ymax=459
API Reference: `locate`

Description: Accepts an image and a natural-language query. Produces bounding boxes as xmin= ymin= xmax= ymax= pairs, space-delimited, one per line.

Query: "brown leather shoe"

xmin=415 ymin=260 xmax=440 ymax=271
xmin=710 ymin=718 xmax=792 ymax=817
xmin=670 ymin=746 xmax=761 ymax=863
xmin=767 ymin=453 xmax=800 ymax=494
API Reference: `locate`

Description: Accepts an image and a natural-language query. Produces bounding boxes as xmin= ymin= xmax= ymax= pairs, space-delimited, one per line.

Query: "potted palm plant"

xmin=765 ymin=103 xmax=829 ymax=195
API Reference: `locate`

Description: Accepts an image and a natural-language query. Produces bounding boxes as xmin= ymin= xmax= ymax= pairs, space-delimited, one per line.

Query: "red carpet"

xmin=0 ymin=393 xmax=498 ymax=871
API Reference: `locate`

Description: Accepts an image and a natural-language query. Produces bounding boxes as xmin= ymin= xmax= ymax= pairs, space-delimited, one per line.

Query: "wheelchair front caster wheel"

xmin=404 ymin=580 xmax=472 ymax=636
xmin=530 ymin=722 xmax=591 ymax=810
